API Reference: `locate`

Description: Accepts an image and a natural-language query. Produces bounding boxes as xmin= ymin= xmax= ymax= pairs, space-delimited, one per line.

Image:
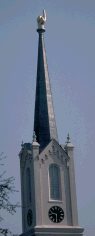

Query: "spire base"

xmin=37 ymin=28 xmax=45 ymax=33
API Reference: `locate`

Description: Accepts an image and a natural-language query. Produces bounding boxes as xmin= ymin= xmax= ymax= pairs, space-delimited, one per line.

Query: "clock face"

xmin=27 ymin=209 xmax=33 ymax=226
xmin=48 ymin=206 xmax=64 ymax=223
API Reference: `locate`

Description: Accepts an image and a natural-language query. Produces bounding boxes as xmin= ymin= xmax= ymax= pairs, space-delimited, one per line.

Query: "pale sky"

xmin=0 ymin=1 xmax=95 ymax=235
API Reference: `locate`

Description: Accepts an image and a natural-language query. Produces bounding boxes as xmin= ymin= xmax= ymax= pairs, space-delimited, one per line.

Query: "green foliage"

xmin=0 ymin=153 xmax=20 ymax=236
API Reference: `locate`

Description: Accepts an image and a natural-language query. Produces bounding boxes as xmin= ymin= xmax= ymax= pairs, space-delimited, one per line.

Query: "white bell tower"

xmin=19 ymin=10 xmax=84 ymax=236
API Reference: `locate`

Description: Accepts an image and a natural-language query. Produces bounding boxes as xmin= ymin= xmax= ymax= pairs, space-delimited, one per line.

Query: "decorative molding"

xmin=49 ymin=150 xmax=52 ymax=155
xmin=41 ymin=159 xmax=44 ymax=164
xmin=39 ymin=163 xmax=41 ymax=168
xmin=48 ymin=200 xmax=63 ymax=203
xmin=45 ymin=154 xmax=48 ymax=160
xmin=52 ymin=145 xmax=57 ymax=155
xmin=37 ymin=155 xmax=39 ymax=160
xmin=66 ymin=160 xmax=69 ymax=168
xmin=37 ymin=140 xmax=70 ymax=167
xmin=20 ymin=149 xmax=32 ymax=171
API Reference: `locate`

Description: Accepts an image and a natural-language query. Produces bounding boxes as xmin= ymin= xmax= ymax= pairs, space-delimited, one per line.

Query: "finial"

xmin=21 ymin=140 xmax=24 ymax=149
xmin=33 ymin=131 xmax=37 ymax=142
xmin=67 ymin=133 xmax=71 ymax=143
xmin=37 ymin=10 xmax=46 ymax=29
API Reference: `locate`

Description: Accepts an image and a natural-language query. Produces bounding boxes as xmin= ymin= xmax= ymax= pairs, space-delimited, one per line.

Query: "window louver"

xmin=26 ymin=168 xmax=31 ymax=204
xmin=49 ymin=165 xmax=60 ymax=200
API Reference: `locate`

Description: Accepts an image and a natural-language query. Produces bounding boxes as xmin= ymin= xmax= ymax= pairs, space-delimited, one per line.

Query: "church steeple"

xmin=34 ymin=10 xmax=58 ymax=152
xmin=19 ymin=10 xmax=84 ymax=236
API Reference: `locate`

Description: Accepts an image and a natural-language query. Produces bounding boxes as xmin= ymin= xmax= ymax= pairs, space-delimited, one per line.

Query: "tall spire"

xmin=34 ymin=10 xmax=58 ymax=152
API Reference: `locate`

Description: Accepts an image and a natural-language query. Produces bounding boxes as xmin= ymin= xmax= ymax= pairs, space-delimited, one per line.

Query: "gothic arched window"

xmin=26 ymin=168 xmax=31 ymax=204
xmin=49 ymin=165 xmax=60 ymax=200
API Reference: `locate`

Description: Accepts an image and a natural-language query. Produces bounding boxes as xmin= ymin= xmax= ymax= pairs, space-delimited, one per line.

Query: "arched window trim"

xmin=26 ymin=167 xmax=32 ymax=205
xmin=49 ymin=164 xmax=61 ymax=201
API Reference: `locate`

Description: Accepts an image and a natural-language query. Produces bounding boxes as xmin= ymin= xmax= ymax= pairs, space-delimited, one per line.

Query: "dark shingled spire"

xmin=34 ymin=28 xmax=58 ymax=152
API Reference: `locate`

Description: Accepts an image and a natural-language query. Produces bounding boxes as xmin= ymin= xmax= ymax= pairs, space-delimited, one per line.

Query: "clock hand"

xmin=50 ymin=211 xmax=56 ymax=215
xmin=55 ymin=213 xmax=57 ymax=222
xmin=51 ymin=213 xmax=57 ymax=222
